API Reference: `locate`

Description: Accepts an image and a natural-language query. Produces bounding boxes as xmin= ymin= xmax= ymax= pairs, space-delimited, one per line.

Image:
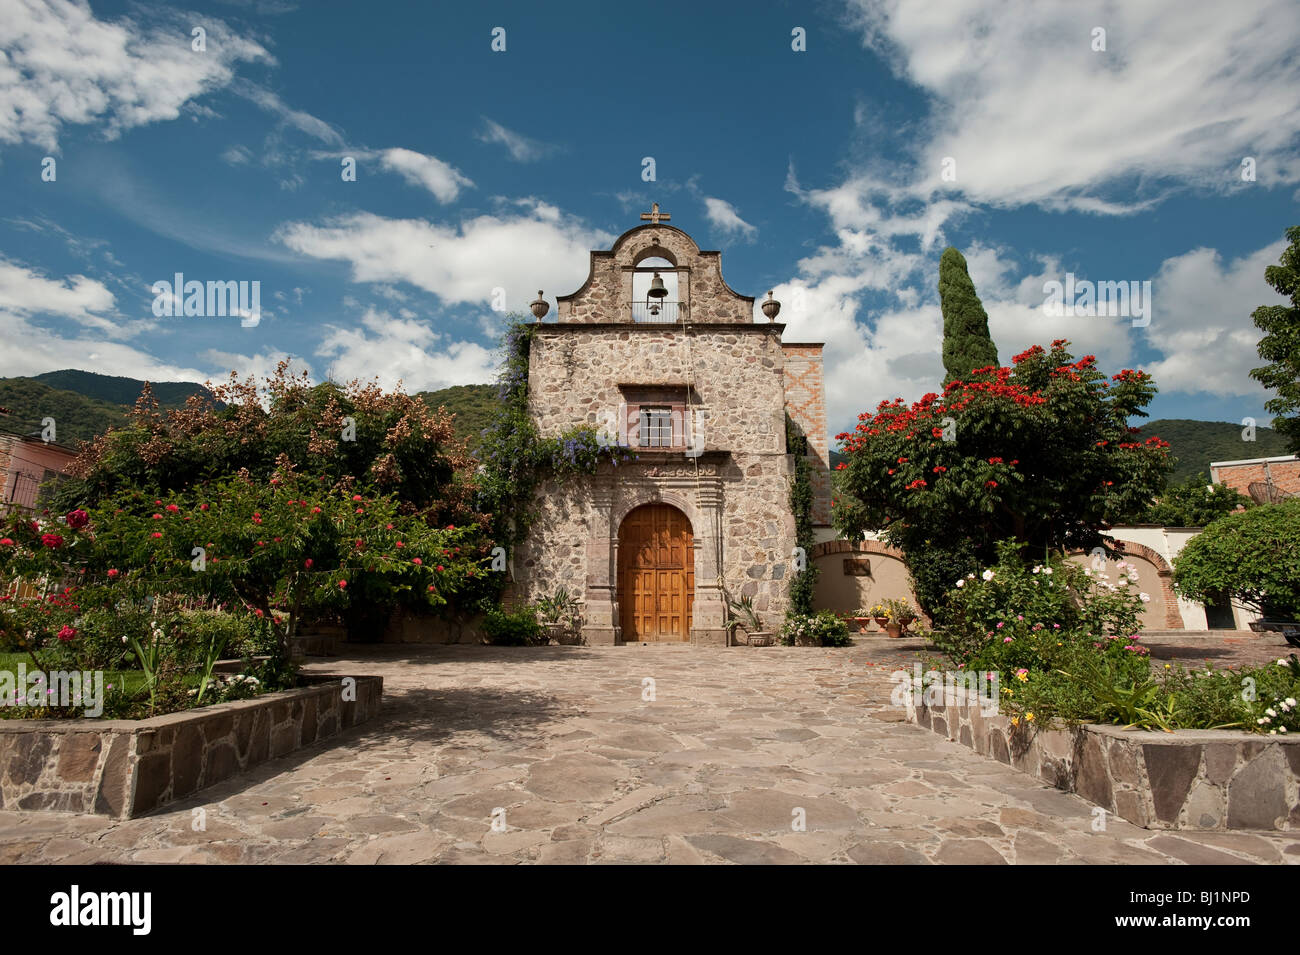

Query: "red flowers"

xmin=338 ymin=580 xmax=347 ymax=589
xmin=152 ymin=513 xmax=163 ymax=520
xmin=200 ymin=503 xmax=209 ymax=511
xmin=932 ymin=466 xmax=947 ymax=473
xmin=65 ymin=509 xmax=89 ymax=529
xmin=395 ymin=541 xmax=404 ymax=548
xmin=985 ymin=480 xmax=998 ymax=488
xmin=436 ymin=564 xmax=445 ymax=572
xmin=165 ymin=504 xmax=180 ymax=513
xmin=412 ymin=557 xmax=422 ymax=565
xmin=0 ymin=538 xmax=13 ymax=546
xmin=56 ymin=625 xmax=77 ymax=642
xmin=107 ymin=568 xmax=119 ymax=578
xmin=352 ymin=494 xmax=363 ymax=502
xmin=40 ymin=533 xmax=64 ymax=549
xmin=304 ymin=558 xmax=314 ymax=569
xmin=905 ymin=479 xmax=927 ymax=490
xmin=897 ymin=457 xmax=909 ymax=464
xmin=988 ymin=457 xmax=1003 ymax=464
xmin=151 ymin=532 xmax=163 ymax=539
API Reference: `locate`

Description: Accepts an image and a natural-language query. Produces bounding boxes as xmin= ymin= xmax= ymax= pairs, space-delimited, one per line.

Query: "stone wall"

xmin=0 ymin=675 xmax=382 ymax=819
xmin=556 ymin=224 xmax=754 ymax=324
xmin=811 ymin=539 xmax=924 ymax=620
xmin=911 ymin=696 xmax=1300 ymax=830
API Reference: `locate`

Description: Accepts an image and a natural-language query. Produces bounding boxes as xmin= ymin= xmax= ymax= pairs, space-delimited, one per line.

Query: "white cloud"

xmin=702 ymin=197 xmax=757 ymax=240
xmin=379 ymin=148 xmax=473 ymax=203
xmin=0 ymin=0 xmax=270 ymax=150
xmin=314 ymin=307 xmax=498 ymax=392
xmin=201 ymin=348 xmax=312 ymax=384
xmin=0 ymin=259 xmax=122 ymax=335
xmin=275 ymin=208 xmax=612 ymax=312
xmin=478 ymin=117 xmax=556 ymax=162
xmin=845 ymin=0 xmax=1300 ymax=208
xmin=1143 ymin=241 xmax=1287 ymax=397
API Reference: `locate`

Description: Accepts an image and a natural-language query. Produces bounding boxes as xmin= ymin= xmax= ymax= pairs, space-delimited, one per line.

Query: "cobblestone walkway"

xmin=4 ymin=635 xmax=1298 ymax=864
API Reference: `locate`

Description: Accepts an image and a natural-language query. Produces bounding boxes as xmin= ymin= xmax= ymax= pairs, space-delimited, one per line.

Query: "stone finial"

xmin=761 ymin=290 xmax=781 ymax=322
xmin=530 ymin=291 xmax=550 ymax=320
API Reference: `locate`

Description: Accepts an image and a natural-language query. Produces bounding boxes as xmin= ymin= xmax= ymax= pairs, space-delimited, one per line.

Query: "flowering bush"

xmin=833 ymin=340 xmax=1170 ymax=616
xmin=934 ymin=540 xmax=1145 ymax=666
xmin=781 ymin=610 xmax=853 ymax=647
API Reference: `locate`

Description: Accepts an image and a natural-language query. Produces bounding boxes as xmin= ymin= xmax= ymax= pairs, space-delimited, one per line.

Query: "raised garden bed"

xmin=0 ymin=674 xmax=382 ymax=819
xmin=907 ymin=693 xmax=1300 ymax=831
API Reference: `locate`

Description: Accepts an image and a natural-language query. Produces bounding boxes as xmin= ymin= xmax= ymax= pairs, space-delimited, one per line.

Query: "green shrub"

xmin=481 ymin=606 xmax=544 ymax=646
xmin=782 ymin=610 xmax=853 ymax=647
xmin=1174 ymin=499 xmax=1300 ymax=617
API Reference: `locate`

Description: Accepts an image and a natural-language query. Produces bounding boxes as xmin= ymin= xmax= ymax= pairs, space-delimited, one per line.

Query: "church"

xmin=512 ymin=205 xmax=832 ymax=644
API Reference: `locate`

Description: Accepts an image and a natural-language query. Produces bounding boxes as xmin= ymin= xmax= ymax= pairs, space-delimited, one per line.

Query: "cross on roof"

xmin=640 ymin=202 xmax=670 ymax=225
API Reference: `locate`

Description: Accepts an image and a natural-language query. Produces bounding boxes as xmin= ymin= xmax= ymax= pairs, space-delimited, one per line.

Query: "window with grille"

xmin=639 ymin=407 xmax=674 ymax=448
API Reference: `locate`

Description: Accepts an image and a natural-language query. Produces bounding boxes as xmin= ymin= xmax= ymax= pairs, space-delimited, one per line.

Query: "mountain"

xmin=31 ymin=369 xmax=211 ymax=407
xmin=1136 ymin=419 xmax=1290 ymax=484
xmin=0 ymin=377 xmax=131 ymax=446
xmin=417 ymin=384 xmax=498 ymax=451
xmin=0 ymin=371 xmax=218 ymax=447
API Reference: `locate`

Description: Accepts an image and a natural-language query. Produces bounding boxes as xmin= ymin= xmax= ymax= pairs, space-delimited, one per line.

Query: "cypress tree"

xmin=939 ymin=246 xmax=999 ymax=385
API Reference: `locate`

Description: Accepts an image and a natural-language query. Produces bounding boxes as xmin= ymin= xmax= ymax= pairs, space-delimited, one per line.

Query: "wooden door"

xmin=618 ymin=504 xmax=694 ymax=642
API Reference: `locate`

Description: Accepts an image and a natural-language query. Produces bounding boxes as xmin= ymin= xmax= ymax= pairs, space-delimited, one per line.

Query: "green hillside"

xmin=0 ymin=378 xmax=130 ymax=446
xmin=1138 ymin=419 xmax=1291 ymax=484
xmin=32 ymin=369 xmax=211 ymax=407
xmin=417 ymin=384 xmax=498 ymax=451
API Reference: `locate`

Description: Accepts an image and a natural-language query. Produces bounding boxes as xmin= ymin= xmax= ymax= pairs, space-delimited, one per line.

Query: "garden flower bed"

xmin=0 ymin=674 xmax=382 ymax=818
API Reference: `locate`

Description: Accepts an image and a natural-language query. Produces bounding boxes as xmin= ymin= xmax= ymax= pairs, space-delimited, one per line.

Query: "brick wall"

xmin=782 ymin=344 xmax=831 ymax=526
xmin=1211 ymin=457 xmax=1300 ymax=500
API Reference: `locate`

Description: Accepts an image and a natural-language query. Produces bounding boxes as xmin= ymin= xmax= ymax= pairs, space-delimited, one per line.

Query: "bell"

xmin=647 ymin=272 xmax=668 ymax=299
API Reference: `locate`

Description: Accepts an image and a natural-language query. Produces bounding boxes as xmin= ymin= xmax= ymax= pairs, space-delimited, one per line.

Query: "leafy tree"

xmin=1142 ymin=475 xmax=1252 ymax=527
xmin=1173 ymin=499 xmax=1300 ymax=618
xmin=1250 ymin=225 xmax=1300 ymax=454
xmin=55 ymin=361 xmax=479 ymax=526
xmin=834 ymin=340 xmax=1171 ymax=615
xmin=785 ymin=415 xmax=819 ymax=617
xmin=939 ymin=247 xmax=999 ymax=385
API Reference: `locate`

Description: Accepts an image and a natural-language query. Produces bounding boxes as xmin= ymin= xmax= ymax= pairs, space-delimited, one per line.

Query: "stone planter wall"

xmin=0 ymin=674 xmax=382 ymax=819
xmin=909 ymin=696 xmax=1300 ymax=830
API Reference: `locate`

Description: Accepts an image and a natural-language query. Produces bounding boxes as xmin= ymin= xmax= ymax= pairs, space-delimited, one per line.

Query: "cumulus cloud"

xmin=0 ymin=259 xmax=122 ymax=335
xmin=844 ymin=0 xmax=1300 ymax=208
xmin=275 ymin=208 xmax=611 ymax=313
xmin=1143 ymin=241 xmax=1287 ymax=397
xmin=0 ymin=0 xmax=270 ymax=150
xmin=314 ymin=307 xmax=498 ymax=392
xmin=702 ymin=197 xmax=757 ymax=240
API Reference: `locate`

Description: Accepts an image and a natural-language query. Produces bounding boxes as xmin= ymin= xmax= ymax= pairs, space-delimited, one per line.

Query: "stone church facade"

xmin=513 ymin=210 xmax=831 ymax=644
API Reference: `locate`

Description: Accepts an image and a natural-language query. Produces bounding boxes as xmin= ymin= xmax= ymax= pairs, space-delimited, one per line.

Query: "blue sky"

xmin=1 ymin=0 xmax=1298 ymax=446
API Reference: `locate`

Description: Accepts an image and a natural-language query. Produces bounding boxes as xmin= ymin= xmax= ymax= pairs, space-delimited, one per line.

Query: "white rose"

xmin=1139 ymin=593 xmax=1150 ymax=603
xmin=955 ymin=580 xmax=964 ymax=588
xmin=982 ymin=570 xmax=995 ymax=582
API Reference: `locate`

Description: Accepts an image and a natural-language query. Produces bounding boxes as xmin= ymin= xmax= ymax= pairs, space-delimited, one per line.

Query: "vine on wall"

xmin=476 ymin=318 xmax=634 ymax=560
xmin=786 ymin=414 xmax=819 ymax=617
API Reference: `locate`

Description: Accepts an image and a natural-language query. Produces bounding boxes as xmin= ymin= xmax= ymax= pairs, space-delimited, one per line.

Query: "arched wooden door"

xmin=618 ymin=504 xmax=694 ymax=642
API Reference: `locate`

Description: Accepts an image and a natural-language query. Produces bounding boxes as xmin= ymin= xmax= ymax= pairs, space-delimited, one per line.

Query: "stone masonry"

xmin=514 ymin=218 xmax=830 ymax=644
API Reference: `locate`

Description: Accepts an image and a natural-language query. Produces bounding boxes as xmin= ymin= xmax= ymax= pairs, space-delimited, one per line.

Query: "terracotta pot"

xmin=885 ymin=622 xmax=903 ymax=639
xmin=852 ymin=616 xmax=871 ymax=632
xmin=747 ymin=631 xmax=775 ymax=647
xmin=874 ymin=616 xmax=890 ymax=631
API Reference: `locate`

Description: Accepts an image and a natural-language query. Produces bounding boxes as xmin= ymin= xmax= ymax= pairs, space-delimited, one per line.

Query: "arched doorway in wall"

xmin=617 ymin=503 xmax=694 ymax=642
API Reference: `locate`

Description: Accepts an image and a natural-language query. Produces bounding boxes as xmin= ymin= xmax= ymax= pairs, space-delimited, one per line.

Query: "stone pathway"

xmin=3 ymin=635 xmax=1298 ymax=864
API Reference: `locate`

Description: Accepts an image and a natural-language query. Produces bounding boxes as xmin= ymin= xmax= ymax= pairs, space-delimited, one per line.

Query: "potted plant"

xmin=849 ymin=607 xmax=874 ymax=632
xmin=535 ymin=587 xmax=582 ymax=644
xmin=725 ymin=594 xmax=772 ymax=646
xmin=868 ymin=602 xmax=890 ymax=632
xmin=883 ymin=598 xmax=917 ymax=638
